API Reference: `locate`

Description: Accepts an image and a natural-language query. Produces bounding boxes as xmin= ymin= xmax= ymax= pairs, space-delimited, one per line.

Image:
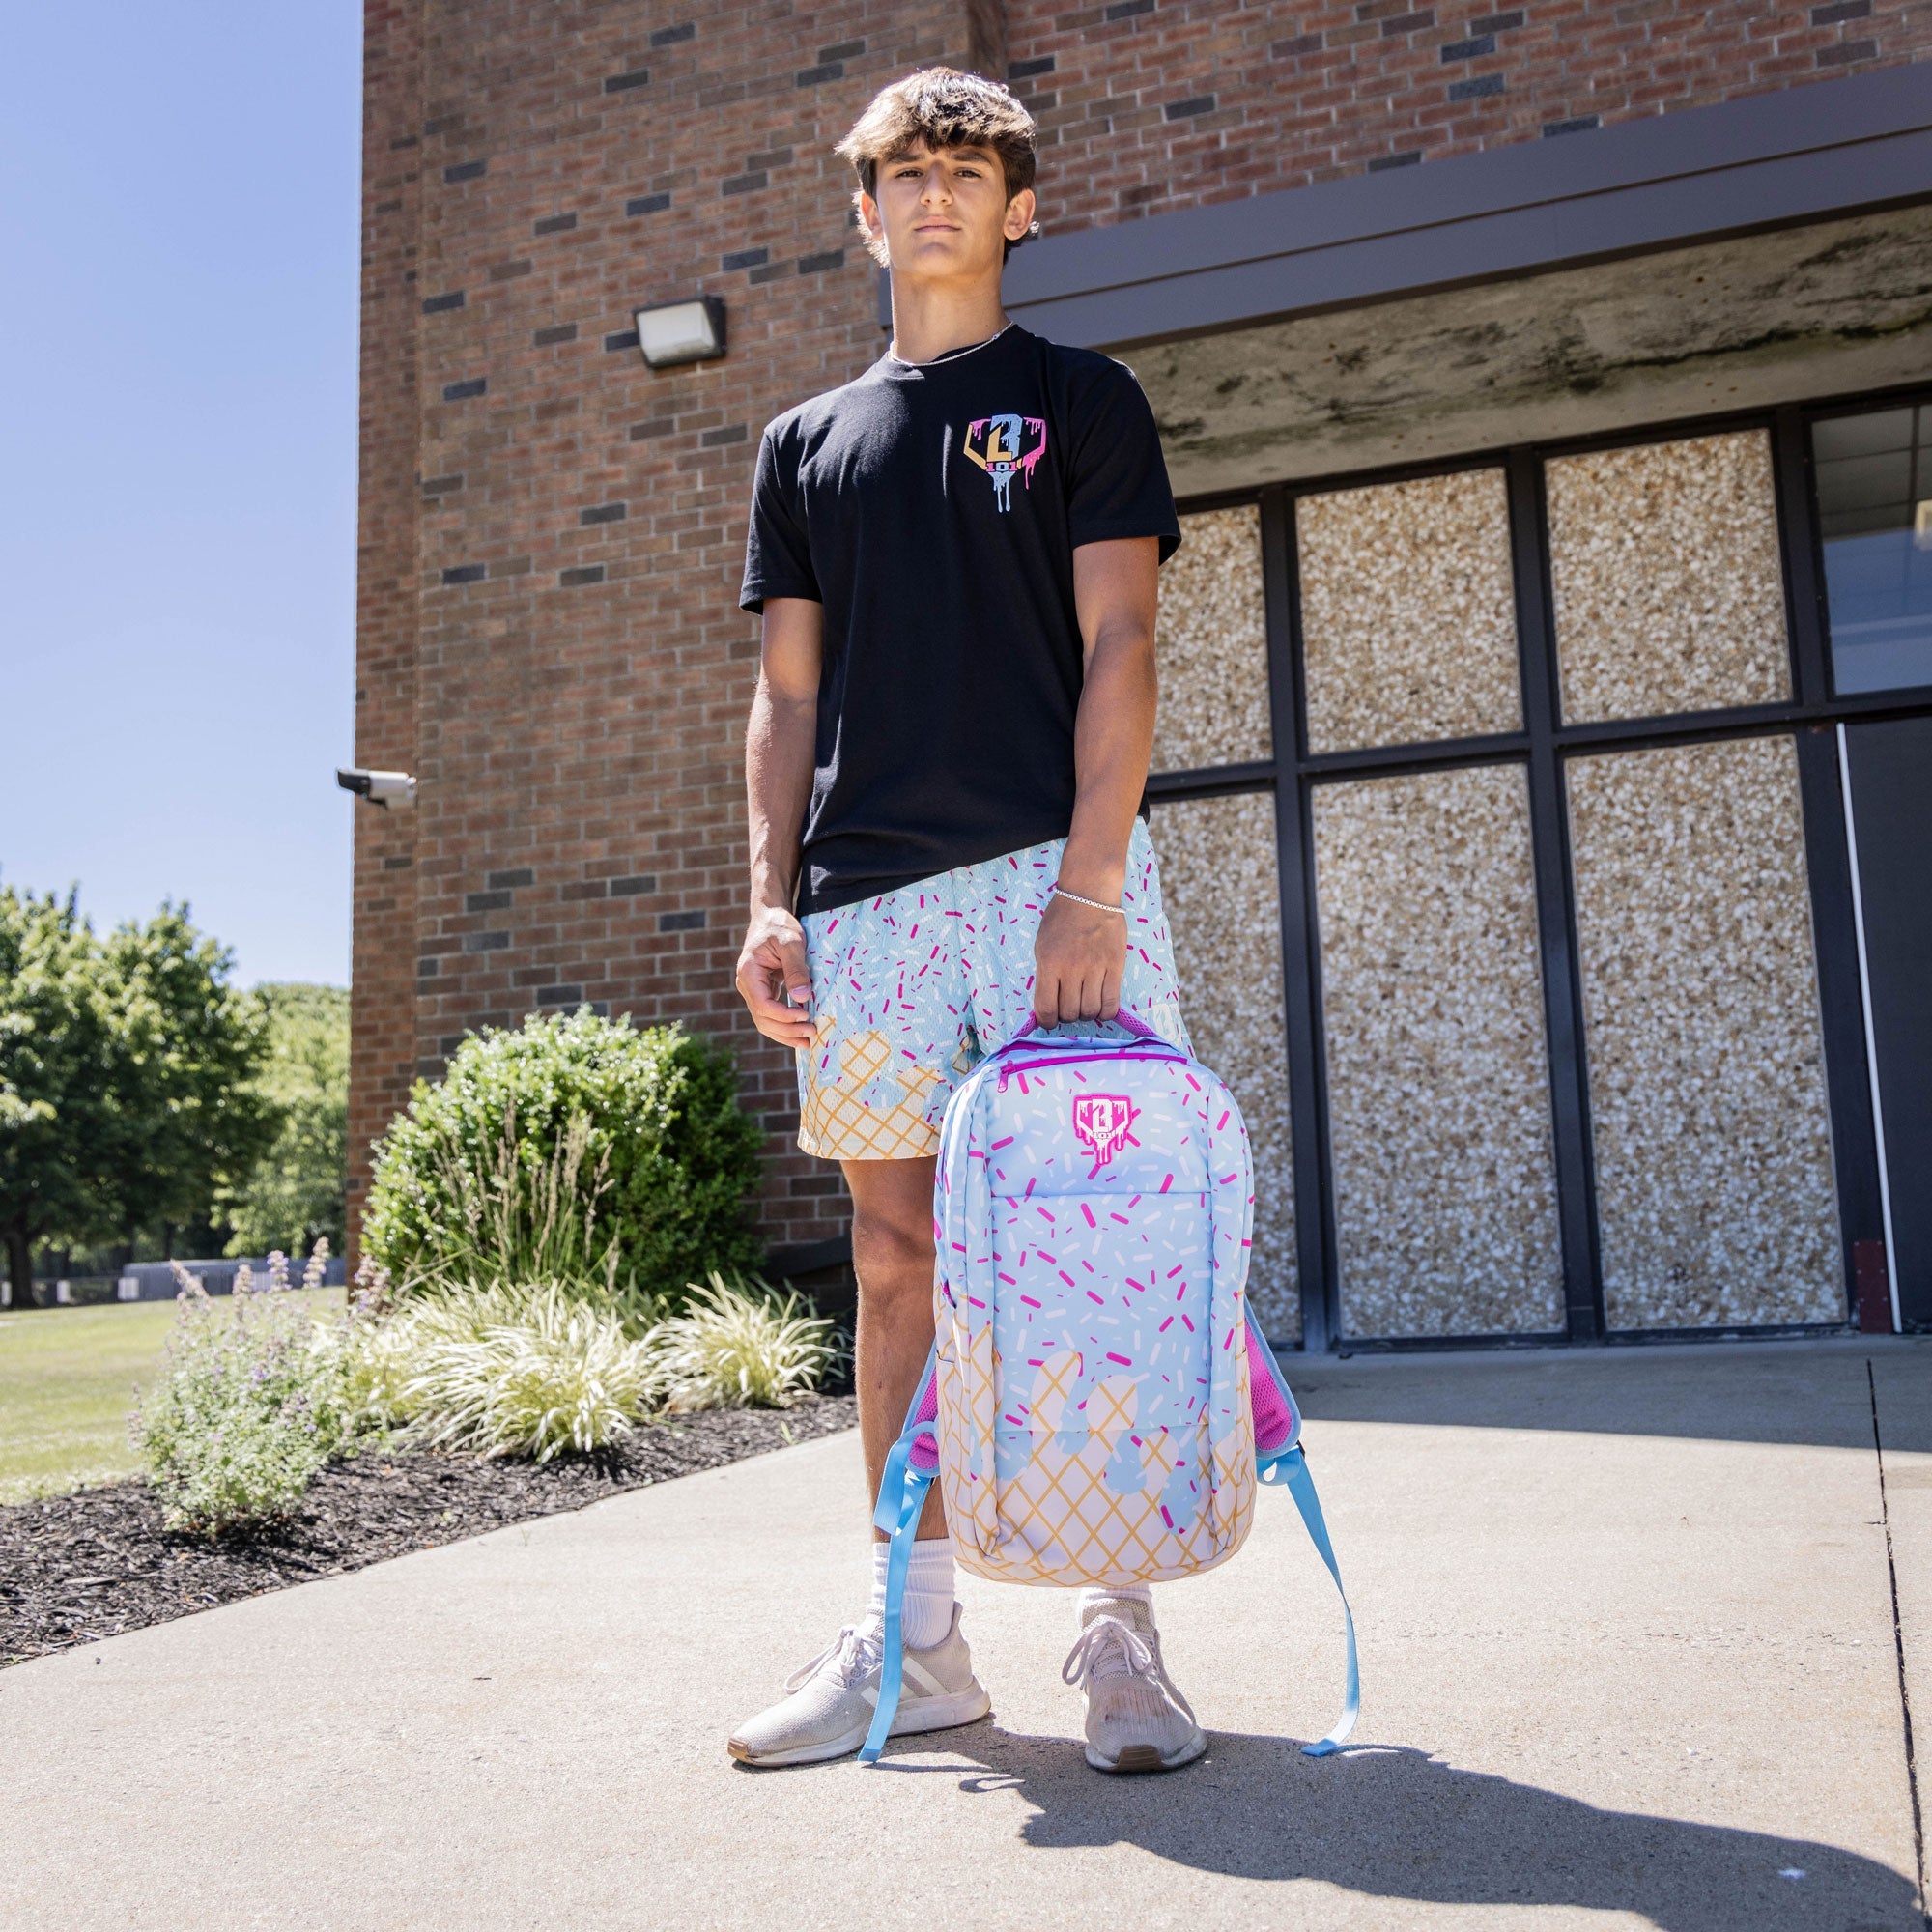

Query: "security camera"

xmin=336 ymin=768 xmax=417 ymax=809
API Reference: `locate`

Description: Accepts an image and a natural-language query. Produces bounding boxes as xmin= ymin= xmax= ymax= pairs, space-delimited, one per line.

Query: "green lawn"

xmin=0 ymin=1290 xmax=343 ymax=1505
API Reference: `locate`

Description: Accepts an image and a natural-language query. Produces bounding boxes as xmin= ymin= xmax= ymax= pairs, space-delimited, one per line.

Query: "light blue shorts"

xmin=794 ymin=817 xmax=1191 ymax=1160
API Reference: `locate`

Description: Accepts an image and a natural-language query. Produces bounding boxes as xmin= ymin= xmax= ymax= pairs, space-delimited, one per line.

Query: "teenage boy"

xmin=730 ymin=68 xmax=1202 ymax=1774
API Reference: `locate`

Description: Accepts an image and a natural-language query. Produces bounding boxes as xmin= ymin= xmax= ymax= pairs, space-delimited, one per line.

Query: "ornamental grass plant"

xmin=642 ymin=1272 xmax=838 ymax=1414
xmin=365 ymin=1280 xmax=658 ymax=1462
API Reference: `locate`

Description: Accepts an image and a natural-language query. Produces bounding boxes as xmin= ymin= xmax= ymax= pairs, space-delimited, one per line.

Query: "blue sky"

xmin=1 ymin=5 xmax=362 ymax=988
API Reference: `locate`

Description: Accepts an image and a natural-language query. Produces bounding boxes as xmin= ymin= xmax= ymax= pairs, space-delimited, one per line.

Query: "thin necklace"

xmin=889 ymin=321 xmax=1013 ymax=368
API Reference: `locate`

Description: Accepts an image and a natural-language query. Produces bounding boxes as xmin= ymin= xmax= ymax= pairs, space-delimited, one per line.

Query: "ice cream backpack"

xmin=863 ymin=1010 xmax=1358 ymax=1763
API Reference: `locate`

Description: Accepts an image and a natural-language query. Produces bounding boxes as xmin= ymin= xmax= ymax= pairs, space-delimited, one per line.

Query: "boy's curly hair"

xmin=836 ymin=67 xmax=1040 ymax=266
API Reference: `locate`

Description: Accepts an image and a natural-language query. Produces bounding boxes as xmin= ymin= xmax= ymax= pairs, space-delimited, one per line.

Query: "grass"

xmin=0 ymin=1290 xmax=344 ymax=1506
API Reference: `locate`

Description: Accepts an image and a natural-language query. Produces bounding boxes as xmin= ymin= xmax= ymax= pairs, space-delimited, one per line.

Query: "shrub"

xmin=643 ymin=1272 xmax=838 ymax=1413
xmin=131 ymin=1252 xmax=356 ymax=1533
xmin=362 ymin=1011 xmax=763 ymax=1307
xmin=387 ymin=1281 xmax=657 ymax=1462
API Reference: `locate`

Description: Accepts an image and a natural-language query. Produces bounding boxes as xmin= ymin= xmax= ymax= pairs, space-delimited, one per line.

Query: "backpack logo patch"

xmin=1071 ymin=1093 xmax=1139 ymax=1177
xmin=962 ymin=414 xmax=1048 ymax=511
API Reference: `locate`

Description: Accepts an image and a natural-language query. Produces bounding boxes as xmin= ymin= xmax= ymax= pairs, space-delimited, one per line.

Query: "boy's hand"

xmin=1033 ymin=894 xmax=1125 ymax=1027
xmin=737 ymin=907 xmax=815 ymax=1048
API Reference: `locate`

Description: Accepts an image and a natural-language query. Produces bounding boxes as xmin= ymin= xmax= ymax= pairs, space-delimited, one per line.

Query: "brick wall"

xmin=348 ymin=0 xmax=1925 ymax=1267
xmin=1005 ymin=0 xmax=1930 ymax=230
xmin=349 ymin=0 xmax=992 ymax=1264
xmin=348 ymin=0 xmax=426 ymax=1264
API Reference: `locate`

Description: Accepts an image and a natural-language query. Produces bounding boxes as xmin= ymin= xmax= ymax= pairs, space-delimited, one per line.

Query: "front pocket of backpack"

xmin=984 ymin=1189 xmax=1218 ymax=1581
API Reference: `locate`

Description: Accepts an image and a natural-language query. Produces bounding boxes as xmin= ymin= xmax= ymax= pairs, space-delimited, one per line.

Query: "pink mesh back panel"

xmin=909 ymin=1367 xmax=939 ymax=1473
xmin=1246 ymin=1311 xmax=1294 ymax=1455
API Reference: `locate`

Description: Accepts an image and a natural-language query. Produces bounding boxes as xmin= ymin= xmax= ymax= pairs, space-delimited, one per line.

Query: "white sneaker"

xmin=727 ymin=1604 xmax=990 ymax=1768
xmin=1062 ymin=1595 xmax=1207 ymax=1773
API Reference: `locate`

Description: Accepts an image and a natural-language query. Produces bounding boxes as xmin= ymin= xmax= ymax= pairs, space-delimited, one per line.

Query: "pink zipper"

xmin=997 ymin=1050 xmax=1186 ymax=1092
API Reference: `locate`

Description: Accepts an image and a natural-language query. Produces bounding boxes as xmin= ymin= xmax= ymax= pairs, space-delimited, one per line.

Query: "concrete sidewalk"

xmin=3 ymin=1337 xmax=1927 ymax=1931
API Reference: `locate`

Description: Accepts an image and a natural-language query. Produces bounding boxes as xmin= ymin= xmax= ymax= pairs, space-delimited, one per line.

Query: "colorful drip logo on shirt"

xmin=1071 ymin=1092 xmax=1140 ymax=1178
xmin=962 ymin=414 xmax=1048 ymax=511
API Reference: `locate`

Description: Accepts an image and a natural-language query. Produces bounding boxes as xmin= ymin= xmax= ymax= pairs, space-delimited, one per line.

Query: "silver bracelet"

xmin=1052 ymin=882 xmax=1125 ymax=916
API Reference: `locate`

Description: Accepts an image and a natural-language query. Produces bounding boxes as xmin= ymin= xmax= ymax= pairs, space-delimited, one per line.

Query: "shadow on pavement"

xmin=1290 ymin=1342 xmax=1932 ymax=1454
xmin=883 ymin=1728 xmax=1923 ymax=1930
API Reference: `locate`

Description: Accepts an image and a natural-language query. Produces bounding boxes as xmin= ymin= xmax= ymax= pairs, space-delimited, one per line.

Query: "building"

xmin=348 ymin=1 xmax=1932 ymax=1349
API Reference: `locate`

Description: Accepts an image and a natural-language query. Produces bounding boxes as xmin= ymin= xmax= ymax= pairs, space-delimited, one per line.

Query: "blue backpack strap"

xmin=859 ymin=1346 xmax=939 ymax=1765
xmin=1260 ymin=1443 xmax=1360 ymax=1757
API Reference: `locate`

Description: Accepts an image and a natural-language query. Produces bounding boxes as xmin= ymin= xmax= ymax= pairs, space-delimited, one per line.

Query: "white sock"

xmin=866 ymin=1539 xmax=956 ymax=1651
xmin=1079 ymin=1583 xmax=1152 ymax=1622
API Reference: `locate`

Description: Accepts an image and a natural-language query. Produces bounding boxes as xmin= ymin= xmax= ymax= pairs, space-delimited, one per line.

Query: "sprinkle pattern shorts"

xmin=795 ymin=817 xmax=1192 ymax=1161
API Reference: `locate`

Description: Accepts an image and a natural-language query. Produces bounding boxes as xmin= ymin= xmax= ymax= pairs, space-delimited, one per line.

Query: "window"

xmin=1813 ymin=405 xmax=1932 ymax=695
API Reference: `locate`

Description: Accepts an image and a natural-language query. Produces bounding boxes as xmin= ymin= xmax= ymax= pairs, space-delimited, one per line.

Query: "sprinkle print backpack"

xmin=863 ymin=1010 xmax=1359 ymax=1764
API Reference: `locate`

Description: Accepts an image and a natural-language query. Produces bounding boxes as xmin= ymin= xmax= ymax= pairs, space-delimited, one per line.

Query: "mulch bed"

xmin=0 ymin=1395 xmax=856 ymax=1667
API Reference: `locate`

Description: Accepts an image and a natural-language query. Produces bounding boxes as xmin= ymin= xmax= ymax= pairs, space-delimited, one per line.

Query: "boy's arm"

xmin=1034 ymin=534 xmax=1161 ymax=1027
xmin=736 ymin=596 xmax=822 ymax=1049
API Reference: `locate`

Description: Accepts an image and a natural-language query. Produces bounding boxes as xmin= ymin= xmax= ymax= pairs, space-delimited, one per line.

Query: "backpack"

xmin=862 ymin=1009 xmax=1359 ymax=1764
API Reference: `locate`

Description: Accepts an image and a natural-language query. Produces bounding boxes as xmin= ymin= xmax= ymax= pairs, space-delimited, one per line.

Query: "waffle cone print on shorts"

xmin=792 ymin=822 xmax=1189 ymax=1163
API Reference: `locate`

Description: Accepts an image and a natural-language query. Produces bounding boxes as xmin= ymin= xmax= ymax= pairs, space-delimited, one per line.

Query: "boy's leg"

xmin=727 ymin=876 xmax=988 ymax=1768
xmin=725 ymin=1155 xmax=986 ymax=1766
xmin=845 ymin=1153 xmax=949 ymax=1544
xmin=958 ymin=820 xmax=1205 ymax=1773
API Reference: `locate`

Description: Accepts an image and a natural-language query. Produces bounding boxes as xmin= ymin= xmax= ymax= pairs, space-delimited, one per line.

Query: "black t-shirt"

xmin=740 ymin=324 xmax=1180 ymax=918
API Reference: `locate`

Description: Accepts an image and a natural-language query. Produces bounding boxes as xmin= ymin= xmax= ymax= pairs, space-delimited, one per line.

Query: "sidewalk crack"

xmin=1870 ymin=1356 xmax=1929 ymax=1928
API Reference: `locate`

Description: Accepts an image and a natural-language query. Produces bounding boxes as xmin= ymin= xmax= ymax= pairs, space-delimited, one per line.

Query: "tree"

xmin=221 ymin=982 xmax=349 ymax=1257
xmin=0 ymin=889 xmax=275 ymax=1307
xmin=102 ymin=905 xmax=277 ymax=1258
xmin=0 ymin=889 xmax=126 ymax=1304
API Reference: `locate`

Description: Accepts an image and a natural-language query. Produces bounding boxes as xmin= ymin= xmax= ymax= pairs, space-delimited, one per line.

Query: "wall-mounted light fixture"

xmin=635 ymin=295 xmax=726 ymax=369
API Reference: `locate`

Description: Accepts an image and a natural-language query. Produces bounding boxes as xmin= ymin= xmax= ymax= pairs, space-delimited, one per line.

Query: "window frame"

xmin=1155 ymin=383 xmax=1932 ymax=1349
